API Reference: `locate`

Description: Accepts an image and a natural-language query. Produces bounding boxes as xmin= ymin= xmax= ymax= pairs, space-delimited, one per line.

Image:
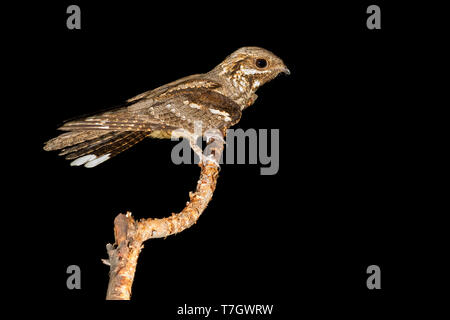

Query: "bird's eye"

xmin=255 ymin=58 xmax=268 ymax=69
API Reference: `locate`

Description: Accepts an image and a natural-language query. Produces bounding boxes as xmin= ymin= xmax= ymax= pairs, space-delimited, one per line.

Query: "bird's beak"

xmin=281 ymin=66 xmax=291 ymax=75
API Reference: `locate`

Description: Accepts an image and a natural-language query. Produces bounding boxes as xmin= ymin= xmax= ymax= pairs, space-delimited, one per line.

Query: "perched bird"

xmin=44 ymin=47 xmax=290 ymax=167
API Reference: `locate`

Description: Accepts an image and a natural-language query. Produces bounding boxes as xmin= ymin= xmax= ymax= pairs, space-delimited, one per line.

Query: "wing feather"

xmin=58 ymin=87 xmax=241 ymax=134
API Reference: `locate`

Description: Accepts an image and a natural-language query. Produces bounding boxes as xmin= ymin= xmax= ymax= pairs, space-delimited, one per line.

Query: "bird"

xmin=43 ymin=46 xmax=290 ymax=168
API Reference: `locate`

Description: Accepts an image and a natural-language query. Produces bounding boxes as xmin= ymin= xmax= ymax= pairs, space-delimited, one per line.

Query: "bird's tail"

xmin=44 ymin=130 xmax=150 ymax=168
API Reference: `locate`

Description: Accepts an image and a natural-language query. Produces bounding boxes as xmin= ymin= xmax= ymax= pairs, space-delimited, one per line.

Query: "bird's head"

xmin=212 ymin=46 xmax=290 ymax=91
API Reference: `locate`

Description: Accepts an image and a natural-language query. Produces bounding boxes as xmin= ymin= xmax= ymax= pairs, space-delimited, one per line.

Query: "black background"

xmin=6 ymin=0 xmax=444 ymax=316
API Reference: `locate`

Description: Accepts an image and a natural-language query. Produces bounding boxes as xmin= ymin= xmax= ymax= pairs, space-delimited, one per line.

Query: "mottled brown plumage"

xmin=44 ymin=47 xmax=289 ymax=167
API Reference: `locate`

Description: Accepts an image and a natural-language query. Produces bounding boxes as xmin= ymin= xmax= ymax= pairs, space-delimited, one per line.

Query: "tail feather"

xmin=62 ymin=131 xmax=136 ymax=160
xmin=69 ymin=131 xmax=150 ymax=167
xmin=58 ymin=131 xmax=120 ymax=157
xmin=44 ymin=130 xmax=111 ymax=151
xmin=44 ymin=131 xmax=150 ymax=168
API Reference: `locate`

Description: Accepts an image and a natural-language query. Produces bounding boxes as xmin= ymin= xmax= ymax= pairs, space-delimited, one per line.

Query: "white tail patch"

xmin=84 ymin=154 xmax=111 ymax=168
xmin=70 ymin=154 xmax=97 ymax=167
xmin=70 ymin=153 xmax=111 ymax=168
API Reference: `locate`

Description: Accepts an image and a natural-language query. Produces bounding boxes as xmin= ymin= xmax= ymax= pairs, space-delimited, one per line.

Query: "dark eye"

xmin=255 ymin=58 xmax=268 ymax=68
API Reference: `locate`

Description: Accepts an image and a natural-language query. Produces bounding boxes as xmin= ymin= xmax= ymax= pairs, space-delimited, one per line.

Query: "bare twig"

xmin=104 ymin=139 xmax=223 ymax=300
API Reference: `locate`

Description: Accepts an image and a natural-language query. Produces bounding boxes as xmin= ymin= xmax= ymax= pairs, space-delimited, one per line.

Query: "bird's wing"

xmin=44 ymin=79 xmax=241 ymax=167
xmin=59 ymin=86 xmax=242 ymax=134
xmin=125 ymin=74 xmax=220 ymax=103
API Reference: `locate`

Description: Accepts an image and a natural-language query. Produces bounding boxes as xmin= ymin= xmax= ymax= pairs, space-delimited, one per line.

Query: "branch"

xmin=104 ymin=139 xmax=223 ymax=300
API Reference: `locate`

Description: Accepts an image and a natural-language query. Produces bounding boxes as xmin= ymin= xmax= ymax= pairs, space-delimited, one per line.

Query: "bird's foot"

xmin=204 ymin=129 xmax=225 ymax=145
